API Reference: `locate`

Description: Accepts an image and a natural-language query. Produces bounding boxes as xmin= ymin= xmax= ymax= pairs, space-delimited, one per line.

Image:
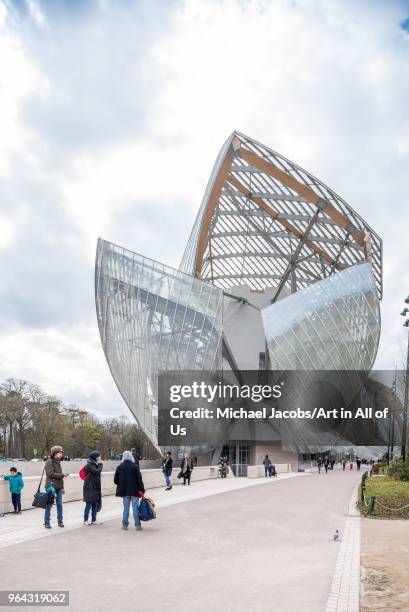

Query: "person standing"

xmin=44 ymin=446 xmax=68 ymax=529
xmin=263 ymin=455 xmax=272 ymax=477
xmin=180 ymin=453 xmax=194 ymax=485
xmin=114 ymin=450 xmax=145 ymax=530
xmin=1 ymin=467 xmax=24 ymax=513
xmin=162 ymin=451 xmax=173 ymax=490
xmin=218 ymin=456 xmax=229 ymax=478
xmin=83 ymin=451 xmax=103 ymax=526
xmin=356 ymin=458 xmax=361 ymax=471
xmin=131 ymin=447 xmax=142 ymax=468
xmin=342 ymin=459 xmax=347 ymax=471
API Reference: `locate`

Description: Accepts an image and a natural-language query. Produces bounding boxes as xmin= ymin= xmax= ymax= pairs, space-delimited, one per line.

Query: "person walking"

xmin=114 ymin=450 xmax=145 ymax=530
xmin=330 ymin=458 xmax=335 ymax=470
xmin=44 ymin=446 xmax=68 ymax=529
xmin=180 ymin=453 xmax=194 ymax=485
xmin=323 ymin=456 xmax=329 ymax=474
xmin=83 ymin=451 xmax=103 ymax=526
xmin=356 ymin=458 xmax=361 ymax=471
xmin=263 ymin=455 xmax=272 ymax=477
xmin=342 ymin=459 xmax=347 ymax=471
xmin=162 ymin=451 xmax=173 ymax=490
xmin=1 ymin=467 xmax=24 ymax=513
xmin=317 ymin=457 xmax=323 ymax=474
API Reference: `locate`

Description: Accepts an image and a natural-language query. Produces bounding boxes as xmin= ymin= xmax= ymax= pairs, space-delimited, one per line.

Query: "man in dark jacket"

xmin=83 ymin=451 xmax=103 ymax=525
xmin=114 ymin=450 xmax=145 ymax=530
xmin=131 ymin=447 xmax=142 ymax=468
xmin=162 ymin=451 xmax=173 ymax=490
xmin=262 ymin=455 xmax=272 ymax=477
xmin=44 ymin=445 xmax=68 ymax=529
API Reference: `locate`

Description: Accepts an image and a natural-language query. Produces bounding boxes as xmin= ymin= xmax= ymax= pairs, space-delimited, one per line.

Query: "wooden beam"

xmin=194 ymin=151 xmax=235 ymax=277
xmin=238 ymin=147 xmax=366 ymax=247
xmin=226 ymin=173 xmax=342 ymax=270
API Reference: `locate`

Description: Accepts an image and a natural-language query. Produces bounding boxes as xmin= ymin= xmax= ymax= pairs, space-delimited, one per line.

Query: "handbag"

xmin=32 ymin=464 xmax=52 ymax=509
xmin=177 ymin=470 xmax=183 ymax=479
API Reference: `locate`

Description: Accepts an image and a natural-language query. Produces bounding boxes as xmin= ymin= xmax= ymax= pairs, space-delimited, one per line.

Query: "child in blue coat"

xmin=1 ymin=467 xmax=24 ymax=513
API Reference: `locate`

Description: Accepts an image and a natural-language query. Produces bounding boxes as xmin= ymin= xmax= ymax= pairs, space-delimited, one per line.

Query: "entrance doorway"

xmin=221 ymin=442 xmax=250 ymax=477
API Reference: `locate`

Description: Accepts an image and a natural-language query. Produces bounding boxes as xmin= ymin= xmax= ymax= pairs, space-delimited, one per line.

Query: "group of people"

xmin=161 ymin=451 xmax=195 ymax=489
xmin=40 ymin=445 xmax=146 ymax=530
xmin=317 ymin=456 xmax=365 ymax=473
xmin=2 ymin=446 xmax=197 ymax=528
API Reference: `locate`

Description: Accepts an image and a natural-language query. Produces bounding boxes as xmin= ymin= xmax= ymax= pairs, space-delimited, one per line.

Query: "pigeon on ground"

xmin=333 ymin=529 xmax=340 ymax=541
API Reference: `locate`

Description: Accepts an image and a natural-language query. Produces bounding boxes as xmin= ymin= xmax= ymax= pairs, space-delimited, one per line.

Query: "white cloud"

xmin=0 ymin=0 xmax=408 ymax=416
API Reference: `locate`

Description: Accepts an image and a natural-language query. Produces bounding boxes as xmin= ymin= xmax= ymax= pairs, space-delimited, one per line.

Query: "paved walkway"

xmin=0 ymin=473 xmax=302 ymax=548
xmin=0 ymin=469 xmax=361 ymax=612
xmin=325 ymin=479 xmax=361 ymax=612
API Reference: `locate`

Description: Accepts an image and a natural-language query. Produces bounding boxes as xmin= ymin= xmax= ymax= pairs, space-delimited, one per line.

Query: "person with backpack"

xmin=180 ymin=452 xmax=194 ymax=485
xmin=114 ymin=450 xmax=145 ymax=530
xmin=1 ymin=466 xmax=24 ymax=513
xmin=83 ymin=451 xmax=103 ymax=526
xmin=262 ymin=455 xmax=272 ymax=477
xmin=162 ymin=451 xmax=173 ymax=490
xmin=44 ymin=446 xmax=69 ymax=529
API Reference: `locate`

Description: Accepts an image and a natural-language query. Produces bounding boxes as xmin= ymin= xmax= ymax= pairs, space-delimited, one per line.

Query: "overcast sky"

xmin=1 ymin=0 xmax=409 ymax=418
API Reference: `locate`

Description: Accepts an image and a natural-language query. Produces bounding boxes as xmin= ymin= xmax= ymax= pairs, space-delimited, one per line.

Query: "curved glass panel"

xmin=260 ymin=262 xmax=381 ymax=453
xmin=261 ymin=262 xmax=380 ymax=373
xmin=95 ymin=239 xmax=223 ymax=448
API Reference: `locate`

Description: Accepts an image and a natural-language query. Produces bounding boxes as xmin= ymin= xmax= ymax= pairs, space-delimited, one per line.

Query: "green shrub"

xmin=387 ymin=457 xmax=409 ymax=481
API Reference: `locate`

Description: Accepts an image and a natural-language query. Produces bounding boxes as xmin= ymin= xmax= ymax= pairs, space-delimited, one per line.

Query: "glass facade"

xmin=260 ymin=262 xmax=381 ymax=453
xmin=95 ymin=239 xmax=223 ymax=448
xmin=261 ymin=262 xmax=380 ymax=372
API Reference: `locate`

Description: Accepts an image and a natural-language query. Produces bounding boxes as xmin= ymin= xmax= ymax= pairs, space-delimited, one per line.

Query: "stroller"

xmin=269 ymin=464 xmax=277 ymax=477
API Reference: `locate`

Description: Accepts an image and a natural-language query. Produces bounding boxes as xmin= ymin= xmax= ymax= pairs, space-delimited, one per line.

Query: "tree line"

xmin=0 ymin=378 xmax=159 ymax=460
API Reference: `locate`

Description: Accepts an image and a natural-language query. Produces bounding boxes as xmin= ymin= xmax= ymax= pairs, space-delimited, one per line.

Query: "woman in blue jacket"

xmin=1 ymin=467 xmax=24 ymax=513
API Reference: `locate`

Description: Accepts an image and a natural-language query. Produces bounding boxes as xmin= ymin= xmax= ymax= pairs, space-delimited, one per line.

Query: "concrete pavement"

xmin=0 ymin=468 xmax=361 ymax=612
xmin=0 ymin=472 xmax=301 ymax=548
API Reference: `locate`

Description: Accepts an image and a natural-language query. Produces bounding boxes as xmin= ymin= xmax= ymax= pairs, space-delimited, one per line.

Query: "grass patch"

xmin=358 ymin=476 xmax=409 ymax=518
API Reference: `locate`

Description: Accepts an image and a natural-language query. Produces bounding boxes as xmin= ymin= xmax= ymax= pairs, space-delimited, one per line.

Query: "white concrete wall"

xmin=247 ymin=463 xmax=292 ymax=478
xmin=0 ymin=466 xmax=220 ymax=514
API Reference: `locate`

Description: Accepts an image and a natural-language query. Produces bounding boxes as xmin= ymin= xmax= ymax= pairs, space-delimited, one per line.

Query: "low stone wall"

xmin=0 ymin=466 xmax=220 ymax=514
xmin=247 ymin=463 xmax=292 ymax=478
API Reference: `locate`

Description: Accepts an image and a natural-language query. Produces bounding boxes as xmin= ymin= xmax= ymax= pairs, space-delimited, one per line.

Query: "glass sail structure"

xmin=261 ymin=261 xmax=380 ymax=372
xmin=95 ymin=131 xmax=383 ymax=454
xmin=95 ymin=239 xmax=223 ymax=448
